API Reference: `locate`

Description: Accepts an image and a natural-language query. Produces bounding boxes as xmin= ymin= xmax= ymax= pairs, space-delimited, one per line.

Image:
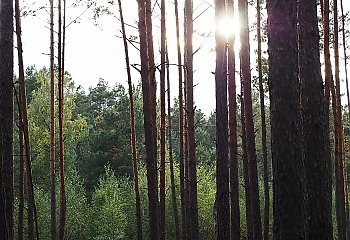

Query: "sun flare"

xmin=217 ymin=17 xmax=240 ymax=39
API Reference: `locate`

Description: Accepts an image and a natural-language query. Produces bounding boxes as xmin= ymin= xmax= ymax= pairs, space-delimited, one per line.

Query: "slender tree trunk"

xmin=298 ymin=0 xmax=331 ymax=238
xmin=49 ymin=0 xmax=57 ymax=239
xmin=240 ymin=91 xmax=253 ymax=240
xmin=227 ymin=1 xmax=240 ymax=239
xmin=166 ymin=47 xmax=180 ymax=240
xmin=322 ymin=0 xmax=334 ymax=238
xmin=267 ymin=0 xmax=305 ymax=238
xmin=238 ymin=0 xmax=262 ymax=239
xmin=340 ymin=0 xmax=350 ymax=235
xmin=58 ymin=0 xmax=67 ymax=238
xmin=333 ymin=0 xmax=347 ymax=238
xmin=185 ymin=0 xmax=199 ymax=238
xmin=118 ymin=1 xmax=143 ymax=238
xmin=0 ymin=0 xmax=14 ymax=238
xmin=173 ymin=0 xmax=187 ymax=238
xmin=159 ymin=0 xmax=167 ymax=238
xmin=215 ymin=0 xmax=230 ymax=239
xmin=256 ymin=0 xmax=269 ymax=239
xmin=136 ymin=1 xmax=160 ymax=239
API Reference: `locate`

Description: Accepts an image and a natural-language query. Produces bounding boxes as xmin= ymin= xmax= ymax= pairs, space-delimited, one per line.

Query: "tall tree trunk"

xmin=227 ymin=1 xmax=240 ymax=239
xmin=340 ymin=0 xmax=350 ymax=235
xmin=136 ymin=1 xmax=160 ymax=239
xmin=321 ymin=0 xmax=334 ymax=238
xmin=215 ymin=0 xmax=230 ymax=239
xmin=49 ymin=0 xmax=57 ymax=239
xmin=0 ymin=0 xmax=14 ymax=238
xmin=173 ymin=0 xmax=187 ymax=238
xmin=238 ymin=0 xmax=262 ymax=239
xmin=298 ymin=0 xmax=331 ymax=238
xmin=58 ymin=0 xmax=67 ymax=238
xmin=118 ymin=1 xmax=143 ymax=239
xmin=267 ymin=0 xmax=305 ymax=238
xmin=166 ymin=46 xmax=180 ymax=240
xmin=185 ymin=0 xmax=199 ymax=238
xmin=256 ymin=0 xmax=269 ymax=238
xmin=159 ymin=0 xmax=167 ymax=238
xmin=333 ymin=0 xmax=347 ymax=238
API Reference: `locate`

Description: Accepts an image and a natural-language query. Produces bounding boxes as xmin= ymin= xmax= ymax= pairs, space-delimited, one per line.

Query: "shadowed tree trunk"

xmin=49 ymin=0 xmax=57 ymax=239
xmin=166 ymin=46 xmax=180 ymax=240
xmin=256 ymin=0 xmax=269 ymax=238
xmin=267 ymin=0 xmax=305 ymax=238
xmin=227 ymin=0 xmax=240 ymax=239
xmin=298 ymin=0 xmax=331 ymax=238
xmin=173 ymin=0 xmax=187 ymax=238
xmin=136 ymin=1 xmax=159 ymax=239
xmin=321 ymin=0 xmax=334 ymax=238
xmin=118 ymin=0 xmax=143 ymax=238
xmin=238 ymin=0 xmax=262 ymax=238
xmin=159 ymin=0 xmax=167 ymax=238
xmin=185 ymin=0 xmax=199 ymax=238
xmin=0 ymin=0 xmax=14 ymax=238
xmin=215 ymin=0 xmax=230 ymax=239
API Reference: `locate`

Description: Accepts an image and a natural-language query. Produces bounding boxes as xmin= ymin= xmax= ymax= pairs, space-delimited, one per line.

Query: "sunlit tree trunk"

xmin=321 ymin=0 xmax=334 ymax=238
xmin=118 ymin=0 xmax=143 ymax=238
xmin=298 ymin=0 xmax=331 ymax=238
xmin=238 ymin=0 xmax=262 ymax=238
xmin=136 ymin=1 xmax=160 ymax=239
xmin=159 ymin=0 xmax=167 ymax=238
xmin=185 ymin=0 xmax=199 ymax=238
xmin=215 ymin=0 xmax=230 ymax=239
xmin=256 ymin=0 xmax=269 ymax=238
xmin=227 ymin=1 xmax=240 ymax=239
xmin=267 ymin=0 xmax=305 ymax=238
xmin=0 ymin=0 xmax=14 ymax=238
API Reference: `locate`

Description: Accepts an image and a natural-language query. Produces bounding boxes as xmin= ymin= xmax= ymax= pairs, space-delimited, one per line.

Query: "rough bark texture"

xmin=238 ymin=0 xmax=262 ymax=239
xmin=321 ymin=0 xmax=334 ymax=238
xmin=215 ymin=0 xmax=230 ymax=239
xmin=267 ymin=0 xmax=306 ymax=239
xmin=298 ymin=0 xmax=331 ymax=238
xmin=118 ymin=0 xmax=143 ymax=238
xmin=256 ymin=0 xmax=269 ymax=238
xmin=0 ymin=0 xmax=14 ymax=238
xmin=185 ymin=0 xmax=199 ymax=238
xmin=136 ymin=1 xmax=160 ymax=239
xmin=174 ymin=0 xmax=187 ymax=238
xmin=227 ymin=0 xmax=240 ymax=239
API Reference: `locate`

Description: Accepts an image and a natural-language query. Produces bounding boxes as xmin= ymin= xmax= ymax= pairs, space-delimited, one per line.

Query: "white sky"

xmin=17 ymin=0 xmax=350 ymax=116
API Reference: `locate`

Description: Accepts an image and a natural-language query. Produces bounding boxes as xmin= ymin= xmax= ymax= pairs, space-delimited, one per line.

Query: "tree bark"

xmin=298 ymin=0 xmax=331 ymax=238
xmin=215 ymin=0 xmax=230 ymax=239
xmin=238 ymin=0 xmax=262 ymax=238
xmin=267 ymin=0 xmax=306 ymax=238
xmin=185 ymin=0 xmax=199 ymax=238
xmin=118 ymin=0 xmax=143 ymax=238
xmin=256 ymin=0 xmax=269 ymax=238
xmin=0 ymin=0 xmax=14 ymax=238
xmin=227 ymin=1 xmax=240 ymax=239
xmin=136 ymin=1 xmax=160 ymax=239
xmin=321 ymin=0 xmax=334 ymax=238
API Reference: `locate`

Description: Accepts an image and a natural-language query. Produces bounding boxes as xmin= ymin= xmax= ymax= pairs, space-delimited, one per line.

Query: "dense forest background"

xmin=1 ymin=0 xmax=350 ymax=239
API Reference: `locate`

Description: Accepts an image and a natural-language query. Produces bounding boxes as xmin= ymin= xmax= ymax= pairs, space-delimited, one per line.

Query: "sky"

xmin=18 ymin=0 xmax=350 ymax=116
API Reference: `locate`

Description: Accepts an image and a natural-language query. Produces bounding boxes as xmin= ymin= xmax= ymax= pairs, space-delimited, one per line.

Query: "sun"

xmin=217 ymin=16 xmax=240 ymax=39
